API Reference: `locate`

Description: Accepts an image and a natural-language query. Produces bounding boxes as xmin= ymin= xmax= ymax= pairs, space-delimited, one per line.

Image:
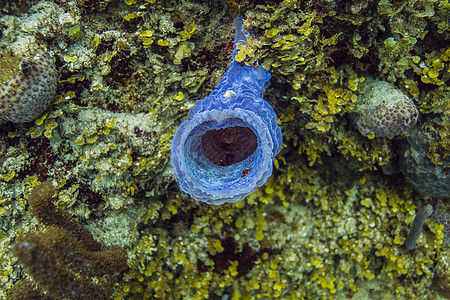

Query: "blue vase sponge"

xmin=170 ymin=18 xmax=282 ymax=205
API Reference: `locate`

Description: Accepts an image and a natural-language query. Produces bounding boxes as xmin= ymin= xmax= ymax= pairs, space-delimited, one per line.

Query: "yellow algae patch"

xmin=181 ymin=21 xmax=196 ymax=41
xmin=173 ymin=92 xmax=184 ymax=101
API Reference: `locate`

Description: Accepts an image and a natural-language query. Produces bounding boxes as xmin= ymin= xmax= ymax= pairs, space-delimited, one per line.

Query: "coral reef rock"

xmin=399 ymin=123 xmax=450 ymax=198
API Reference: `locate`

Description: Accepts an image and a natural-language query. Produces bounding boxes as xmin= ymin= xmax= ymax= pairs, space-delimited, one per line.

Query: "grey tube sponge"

xmin=404 ymin=204 xmax=433 ymax=252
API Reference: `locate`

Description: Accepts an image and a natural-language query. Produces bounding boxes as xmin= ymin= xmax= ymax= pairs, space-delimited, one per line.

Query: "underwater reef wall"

xmin=0 ymin=0 xmax=449 ymax=299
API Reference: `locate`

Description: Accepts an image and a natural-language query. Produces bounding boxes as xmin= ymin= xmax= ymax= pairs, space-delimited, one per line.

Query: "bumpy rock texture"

xmin=399 ymin=123 xmax=450 ymax=198
xmin=0 ymin=50 xmax=57 ymax=123
xmin=355 ymin=79 xmax=419 ymax=139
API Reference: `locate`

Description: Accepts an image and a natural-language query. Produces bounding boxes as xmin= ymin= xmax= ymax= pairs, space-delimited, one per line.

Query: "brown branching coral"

xmin=11 ymin=182 xmax=128 ymax=300
xmin=27 ymin=181 xmax=102 ymax=252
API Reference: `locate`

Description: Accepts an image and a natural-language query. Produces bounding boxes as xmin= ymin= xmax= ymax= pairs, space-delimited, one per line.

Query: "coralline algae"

xmin=170 ymin=18 xmax=282 ymax=205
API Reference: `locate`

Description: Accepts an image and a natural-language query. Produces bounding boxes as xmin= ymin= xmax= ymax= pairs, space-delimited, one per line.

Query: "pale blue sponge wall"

xmin=170 ymin=18 xmax=282 ymax=205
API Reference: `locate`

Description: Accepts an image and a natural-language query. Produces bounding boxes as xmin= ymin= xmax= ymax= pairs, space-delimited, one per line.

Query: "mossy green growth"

xmin=0 ymin=51 xmax=20 ymax=86
xmin=68 ymin=25 xmax=82 ymax=40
